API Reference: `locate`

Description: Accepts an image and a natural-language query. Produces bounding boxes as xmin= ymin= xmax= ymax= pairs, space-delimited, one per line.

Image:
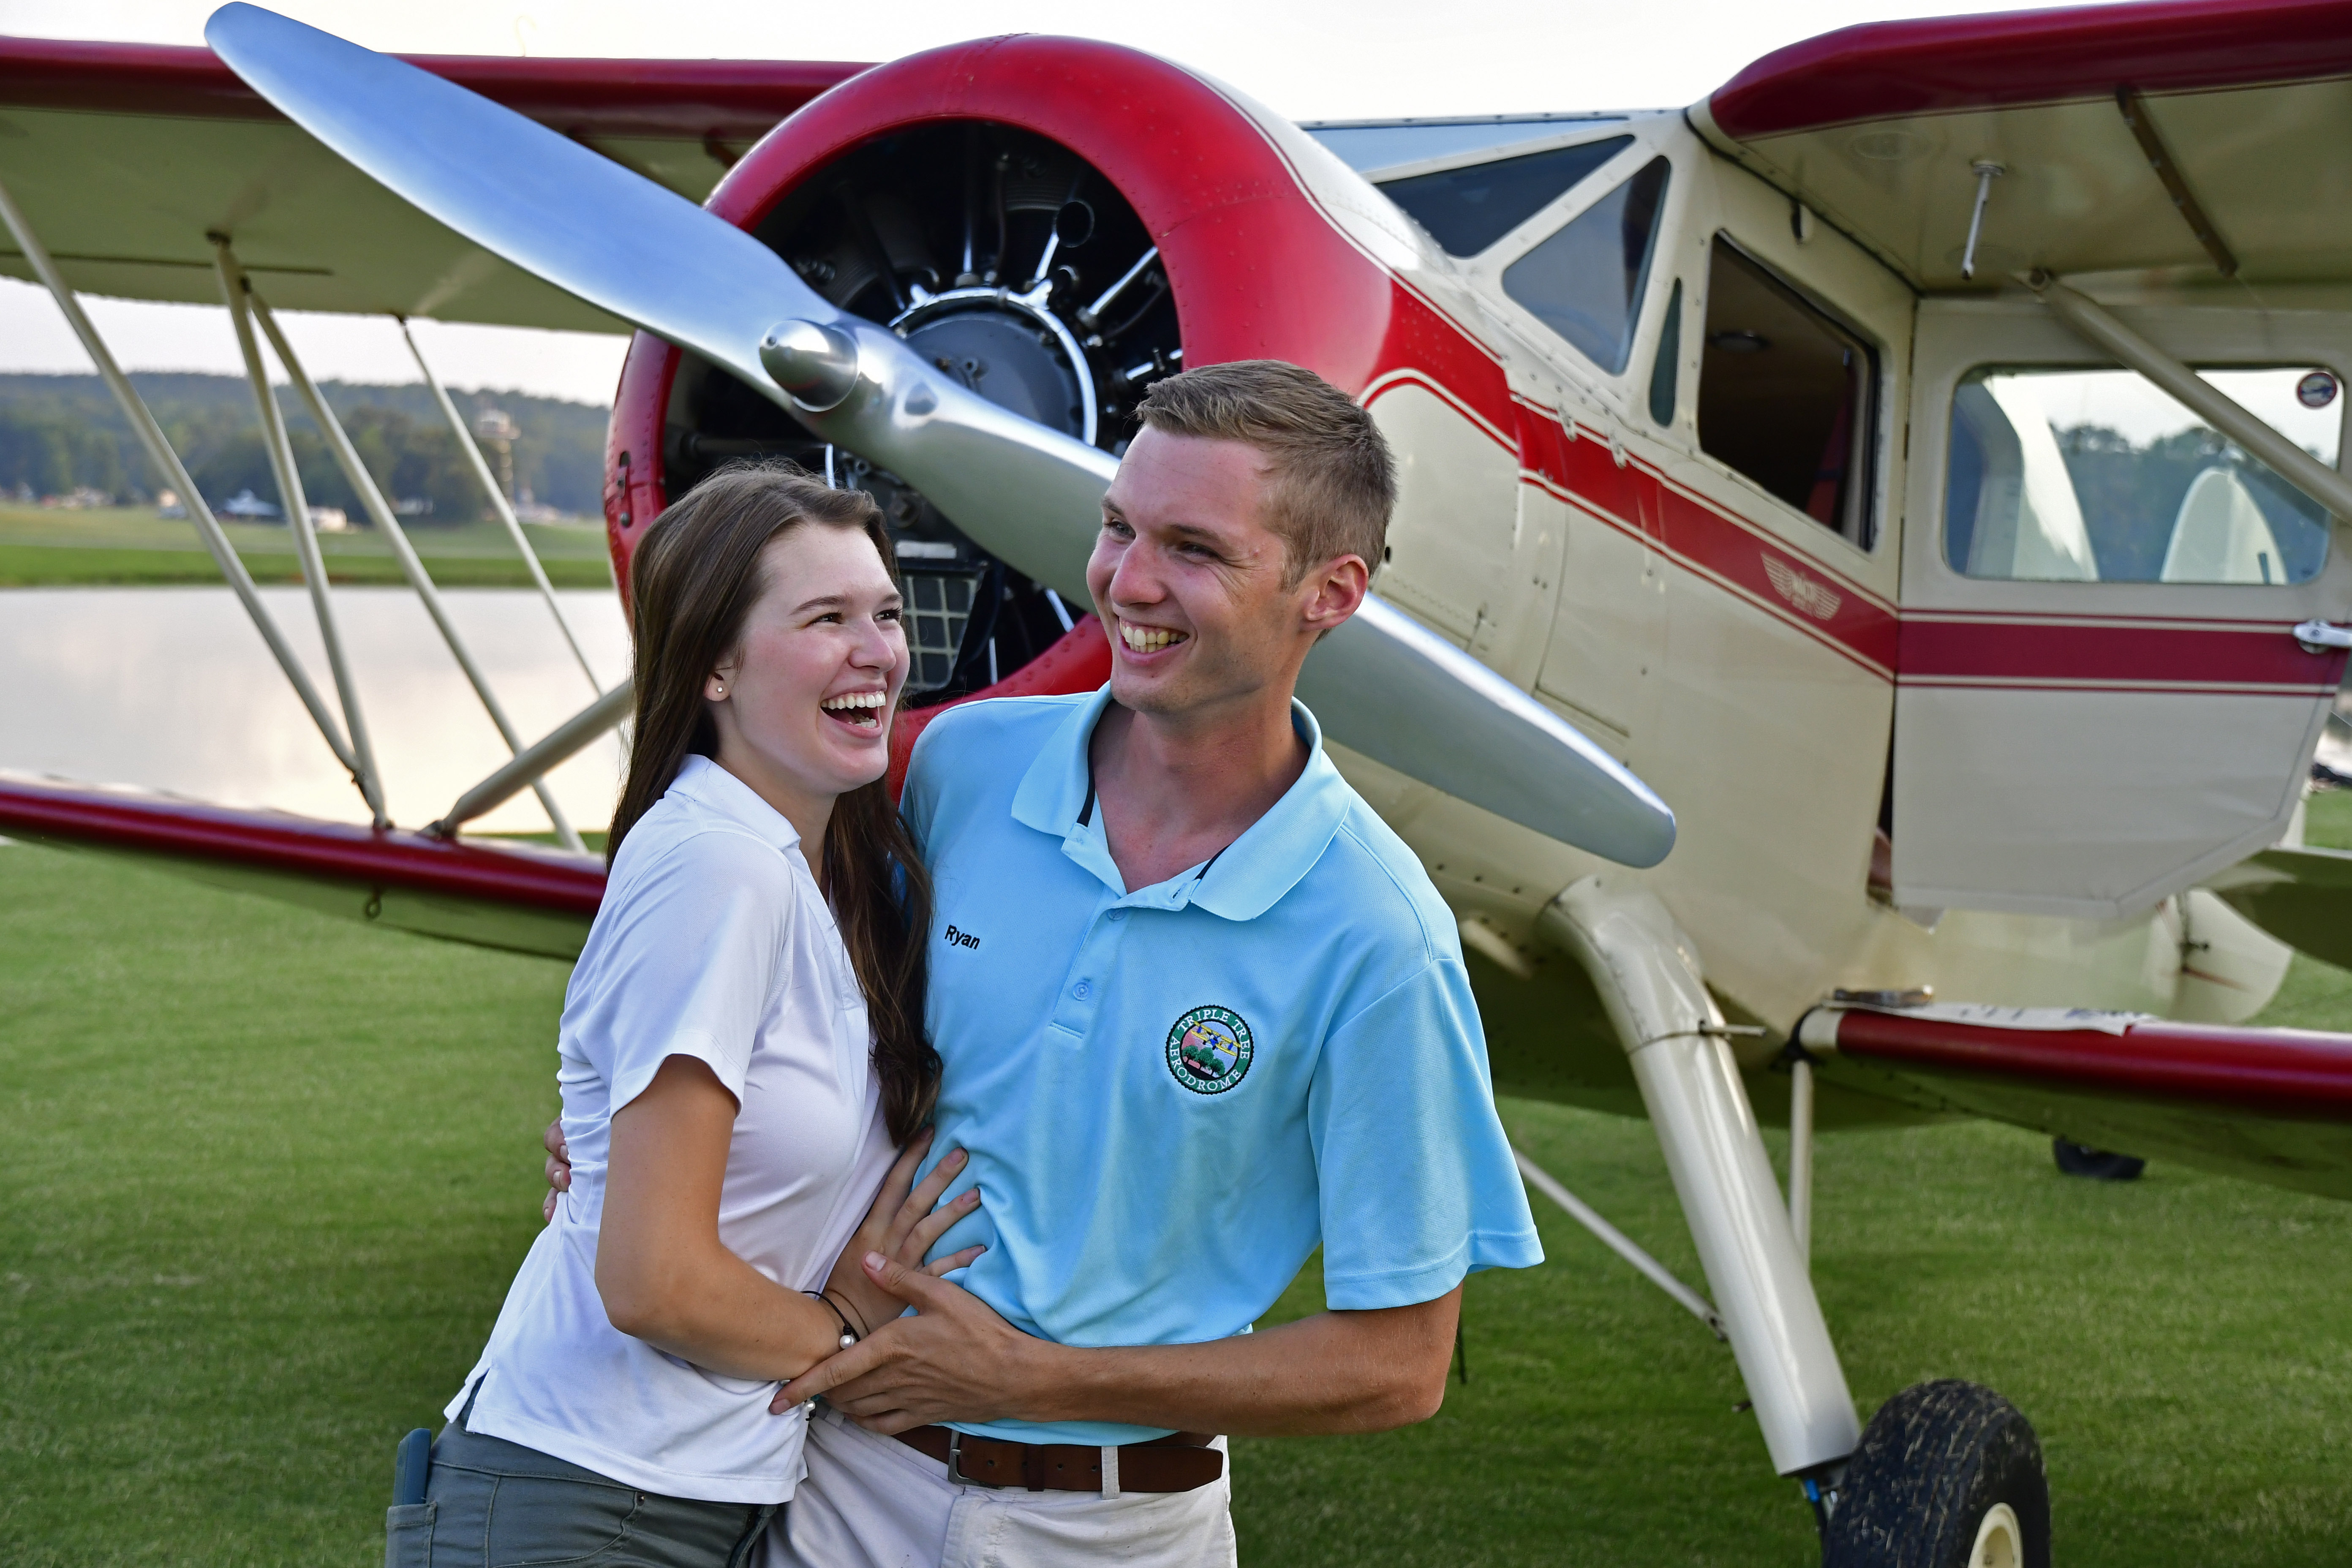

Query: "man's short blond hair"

xmin=1134 ymin=360 xmax=1396 ymax=587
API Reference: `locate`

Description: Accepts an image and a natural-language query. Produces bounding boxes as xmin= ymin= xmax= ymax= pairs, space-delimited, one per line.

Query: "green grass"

xmin=4 ymin=842 xmax=2350 ymax=1564
xmin=0 ymin=504 xmax=616 ymax=589
xmin=2303 ymin=783 xmax=2352 ymax=850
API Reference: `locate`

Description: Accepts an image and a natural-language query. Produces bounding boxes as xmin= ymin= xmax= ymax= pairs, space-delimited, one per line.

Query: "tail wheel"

xmin=1821 ymin=1380 xmax=2050 ymax=1568
xmin=2052 ymin=1138 xmax=2146 ymax=1181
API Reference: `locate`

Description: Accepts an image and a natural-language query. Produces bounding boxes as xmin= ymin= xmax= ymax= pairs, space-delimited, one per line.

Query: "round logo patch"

xmin=1165 ymin=1005 xmax=1253 ymax=1095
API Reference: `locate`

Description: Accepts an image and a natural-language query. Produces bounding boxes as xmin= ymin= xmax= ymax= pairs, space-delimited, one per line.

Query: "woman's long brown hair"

xmin=609 ymin=463 xmax=938 ymax=1142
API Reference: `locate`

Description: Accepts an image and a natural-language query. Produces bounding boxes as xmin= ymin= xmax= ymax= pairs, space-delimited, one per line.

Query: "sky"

xmin=0 ymin=0 xmax=2051 ymax=404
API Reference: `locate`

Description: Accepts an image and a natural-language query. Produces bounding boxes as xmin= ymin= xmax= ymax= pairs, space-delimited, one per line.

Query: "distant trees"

xmin=0 ymin=373 xmax=608 ymax=522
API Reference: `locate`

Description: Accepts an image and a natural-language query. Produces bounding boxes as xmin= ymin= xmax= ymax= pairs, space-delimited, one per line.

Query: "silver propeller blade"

xmin=205 ymin=3 xmax=1674 ymax=867
xmin=204 ymin=2 xmax=1111 ymax=598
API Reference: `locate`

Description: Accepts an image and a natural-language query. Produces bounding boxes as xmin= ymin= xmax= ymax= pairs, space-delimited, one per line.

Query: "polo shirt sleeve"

xmin=586 ymin=828 xmax=791 ymax=1114
xmin=1307 ymin=956 xmax=1544 ymax=1310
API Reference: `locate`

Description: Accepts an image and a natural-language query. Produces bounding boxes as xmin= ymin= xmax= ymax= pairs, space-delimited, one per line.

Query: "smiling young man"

xmin=732 ymin=359 xmax=1544 ymax=1568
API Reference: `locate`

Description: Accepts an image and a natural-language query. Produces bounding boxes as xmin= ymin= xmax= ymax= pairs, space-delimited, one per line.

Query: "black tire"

xmin=1821 ymin=1380 xmax=2049 ymax=1568
xmin=2052 ymin=1138 xmax=2146 ymax=1181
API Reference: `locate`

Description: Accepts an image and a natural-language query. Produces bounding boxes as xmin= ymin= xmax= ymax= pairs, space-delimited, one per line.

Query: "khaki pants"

xmin=768 ymin=1407 xmax=1238 ymax=1568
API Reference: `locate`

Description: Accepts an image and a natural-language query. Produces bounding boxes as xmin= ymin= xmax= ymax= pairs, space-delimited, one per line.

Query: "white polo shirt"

xmin=448 ymin=754 xmax=896 ymax=1504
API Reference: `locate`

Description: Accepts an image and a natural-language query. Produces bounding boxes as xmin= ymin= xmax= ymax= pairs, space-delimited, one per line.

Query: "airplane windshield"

xmin=1378 ymin=136 xmax=1634 ymax=257
xmin=1945 ymin=366 xmax=2343 ymax=585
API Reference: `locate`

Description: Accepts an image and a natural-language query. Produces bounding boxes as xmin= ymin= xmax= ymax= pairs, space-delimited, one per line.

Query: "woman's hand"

xmin=542 ymin=1117 xmax=570 ymax=1223
xmin=823 ymin=1129 xmax=984 ymax=1340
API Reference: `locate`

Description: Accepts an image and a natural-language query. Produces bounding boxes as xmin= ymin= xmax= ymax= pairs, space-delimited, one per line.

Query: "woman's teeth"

xmin=821 ymin=691 xmax=887 ymax=728
xmin=1119 ymin=622 xmax=1187 ymax=654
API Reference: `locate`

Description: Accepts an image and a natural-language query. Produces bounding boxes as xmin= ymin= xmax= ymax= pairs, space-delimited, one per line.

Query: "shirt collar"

xmin=667 ymin=753 xmax=804 ymax=856
xmin=1010 ymin=684 xmax=1352 ymax=921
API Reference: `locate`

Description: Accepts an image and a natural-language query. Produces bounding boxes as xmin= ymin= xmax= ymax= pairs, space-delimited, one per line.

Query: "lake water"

xmin=0 ymin=586 xmax=631 ymax=835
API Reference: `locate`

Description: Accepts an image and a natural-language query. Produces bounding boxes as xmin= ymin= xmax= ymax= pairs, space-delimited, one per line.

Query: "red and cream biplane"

xmin=9 ymin=3 xmax=2352 ymax=1560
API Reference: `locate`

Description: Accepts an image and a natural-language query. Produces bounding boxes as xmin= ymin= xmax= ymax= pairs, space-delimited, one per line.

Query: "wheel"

xmin=1821 ymin=1380 xmax=2049 ymax=1568
xmin=2051 ymin=1138 xmax=2145 ymax=1181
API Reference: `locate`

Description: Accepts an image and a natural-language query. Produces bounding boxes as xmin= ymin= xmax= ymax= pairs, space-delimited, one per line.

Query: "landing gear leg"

xmin=1541 ymin=877 xmax=1859 ymax=1476
xmin=1544 ymin=878 xmax=2049 ymax=1565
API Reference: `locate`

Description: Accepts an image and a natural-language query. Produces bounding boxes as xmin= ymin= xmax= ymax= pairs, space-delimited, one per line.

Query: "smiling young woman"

xmin=385 ymin=465 xmax=981 ymax=1568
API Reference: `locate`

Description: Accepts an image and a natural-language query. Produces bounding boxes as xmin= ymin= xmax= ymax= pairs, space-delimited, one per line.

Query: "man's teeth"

xmin=821 ymin=691 xmax=887 ymax=726
xmin=1119 ymin=623 xmax=1187 ymax=654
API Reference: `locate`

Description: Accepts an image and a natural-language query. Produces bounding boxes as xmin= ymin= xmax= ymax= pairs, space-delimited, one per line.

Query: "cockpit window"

xmin=1499 ymin=156 xmax=1670 ymax=376
xmin=1696 ymin=240 xmax=1878 ymax=547
xmin=1378 ymin=136 xmax=1633 ymax=258
xmin=1945 ymin=365 xmax=2338 ymax=584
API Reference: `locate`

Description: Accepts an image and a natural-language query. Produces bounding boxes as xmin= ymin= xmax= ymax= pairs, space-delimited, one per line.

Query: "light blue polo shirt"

xmin=901 ymin=686 xmax=1542 ymax=1447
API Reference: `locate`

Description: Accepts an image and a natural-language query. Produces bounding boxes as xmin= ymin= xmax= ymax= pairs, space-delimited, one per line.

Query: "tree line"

xmin=0 ymin=373 xmax=608 ymax=522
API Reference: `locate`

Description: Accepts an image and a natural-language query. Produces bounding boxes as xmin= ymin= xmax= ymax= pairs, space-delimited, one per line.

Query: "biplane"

xmin=8 ymin=2 xmax=2352 ymax=1561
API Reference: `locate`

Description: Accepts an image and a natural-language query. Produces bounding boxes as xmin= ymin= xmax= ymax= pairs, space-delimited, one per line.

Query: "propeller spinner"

xmin=204 ymin=2 xmax=1675 ymax=868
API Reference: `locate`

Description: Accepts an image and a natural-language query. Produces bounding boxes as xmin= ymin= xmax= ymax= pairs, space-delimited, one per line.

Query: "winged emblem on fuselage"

xmin=1762 ymin=553 xmax=1843 ymax=621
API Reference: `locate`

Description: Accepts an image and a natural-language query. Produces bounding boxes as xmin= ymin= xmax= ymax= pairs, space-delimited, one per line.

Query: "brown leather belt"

xmin=892 ymin=1425 xmax=1223 ymax=1494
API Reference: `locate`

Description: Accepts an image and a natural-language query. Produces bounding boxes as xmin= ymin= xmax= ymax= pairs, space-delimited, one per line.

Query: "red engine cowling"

xmin=599 ymin=34 xmax=1479 ymax=721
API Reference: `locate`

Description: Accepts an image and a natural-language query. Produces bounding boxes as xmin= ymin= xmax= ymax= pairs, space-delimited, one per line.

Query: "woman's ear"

xmin=705 ymin=666 xmax=732 ymax=702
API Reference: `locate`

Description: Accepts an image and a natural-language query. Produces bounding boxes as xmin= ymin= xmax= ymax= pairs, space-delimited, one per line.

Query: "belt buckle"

xmin=945 ymin=1431 xmax=990 ymax=1488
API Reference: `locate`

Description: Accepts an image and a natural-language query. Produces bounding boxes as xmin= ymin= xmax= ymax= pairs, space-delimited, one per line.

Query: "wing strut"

xmin=2030 ymin=275 xmax=2352 ymax=522
xmin=248 ymin=285 xmax=588 ymax=852
xmin=1514 ymin=1147 xmax=1726 ymax=1340
xmin=428 ymin=680 xmax=634 ymax=841
xmin=215 ymin=240 xmax=389 ymax=827
xmin=400 ymin=318 xmax=604 ymax=697
xmin=0 ymin=174 xmax=377 ymax=815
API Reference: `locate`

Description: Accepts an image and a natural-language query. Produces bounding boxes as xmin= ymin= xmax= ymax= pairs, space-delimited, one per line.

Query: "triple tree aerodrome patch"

xmin=1166 ymin=1004 xmax=1253 ymax=1095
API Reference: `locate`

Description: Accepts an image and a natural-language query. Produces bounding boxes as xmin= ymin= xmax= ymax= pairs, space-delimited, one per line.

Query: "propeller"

xmin=205 ymin=3 xmax=1674 ymax=868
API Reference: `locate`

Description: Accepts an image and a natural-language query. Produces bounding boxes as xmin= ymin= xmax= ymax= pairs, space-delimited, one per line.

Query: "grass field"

xmin=0 ymin=504 xmax=616 ymax=590
xmin=3 ymin=841 xmax=2350 ymax=1565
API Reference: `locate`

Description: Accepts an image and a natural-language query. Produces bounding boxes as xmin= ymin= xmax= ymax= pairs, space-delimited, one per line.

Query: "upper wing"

xmin=1691 ymin=0 xmax=2352 ymax=291
xmin=0 ymin=35 xmax=867 ymax=329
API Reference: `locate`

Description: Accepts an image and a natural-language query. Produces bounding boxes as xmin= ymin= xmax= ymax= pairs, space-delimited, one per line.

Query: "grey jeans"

xmin=384 ymin=1410 xmax=776 ymax=1568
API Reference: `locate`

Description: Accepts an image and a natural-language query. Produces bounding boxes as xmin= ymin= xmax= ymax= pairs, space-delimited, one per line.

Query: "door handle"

xmin=2293 ymin=620 xmax=2352 ymax=653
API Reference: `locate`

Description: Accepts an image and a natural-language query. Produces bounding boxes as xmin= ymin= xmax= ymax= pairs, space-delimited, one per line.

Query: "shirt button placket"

xmin=1049 ymin=906 xmax=1125 ymax=1039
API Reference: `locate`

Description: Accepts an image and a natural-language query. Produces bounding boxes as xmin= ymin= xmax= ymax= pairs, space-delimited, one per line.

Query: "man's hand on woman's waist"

xmin=772 ymin=1251 xmax=1461 ymax=1438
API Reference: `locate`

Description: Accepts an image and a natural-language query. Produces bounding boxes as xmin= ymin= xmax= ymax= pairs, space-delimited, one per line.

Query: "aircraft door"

xmin=1895 ymin=299 xmax=2352 ymax=918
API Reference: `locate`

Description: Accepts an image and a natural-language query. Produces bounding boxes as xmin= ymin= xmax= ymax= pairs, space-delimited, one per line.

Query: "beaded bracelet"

xmin=806 ymin=1290 xmax=861 ymax=1350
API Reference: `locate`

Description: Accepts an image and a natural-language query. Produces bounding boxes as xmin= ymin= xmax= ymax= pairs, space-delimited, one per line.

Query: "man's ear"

xmin=1299 ymin=553 xmax=1370 ymax=638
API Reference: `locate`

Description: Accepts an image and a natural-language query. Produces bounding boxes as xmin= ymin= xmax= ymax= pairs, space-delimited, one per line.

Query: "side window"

xmin=1378 ymin=136 xmax=1633 ymax=258
xmin=1647 ymin=279 xmax=1684 ymax=426
xmin=1500 ymin=157 xmax=1670 ymax=376
xmin=1696 ymin=240 xmax=1878 ymax=547
xmin=1946 ymin=365 xmax=2338 ymax=584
